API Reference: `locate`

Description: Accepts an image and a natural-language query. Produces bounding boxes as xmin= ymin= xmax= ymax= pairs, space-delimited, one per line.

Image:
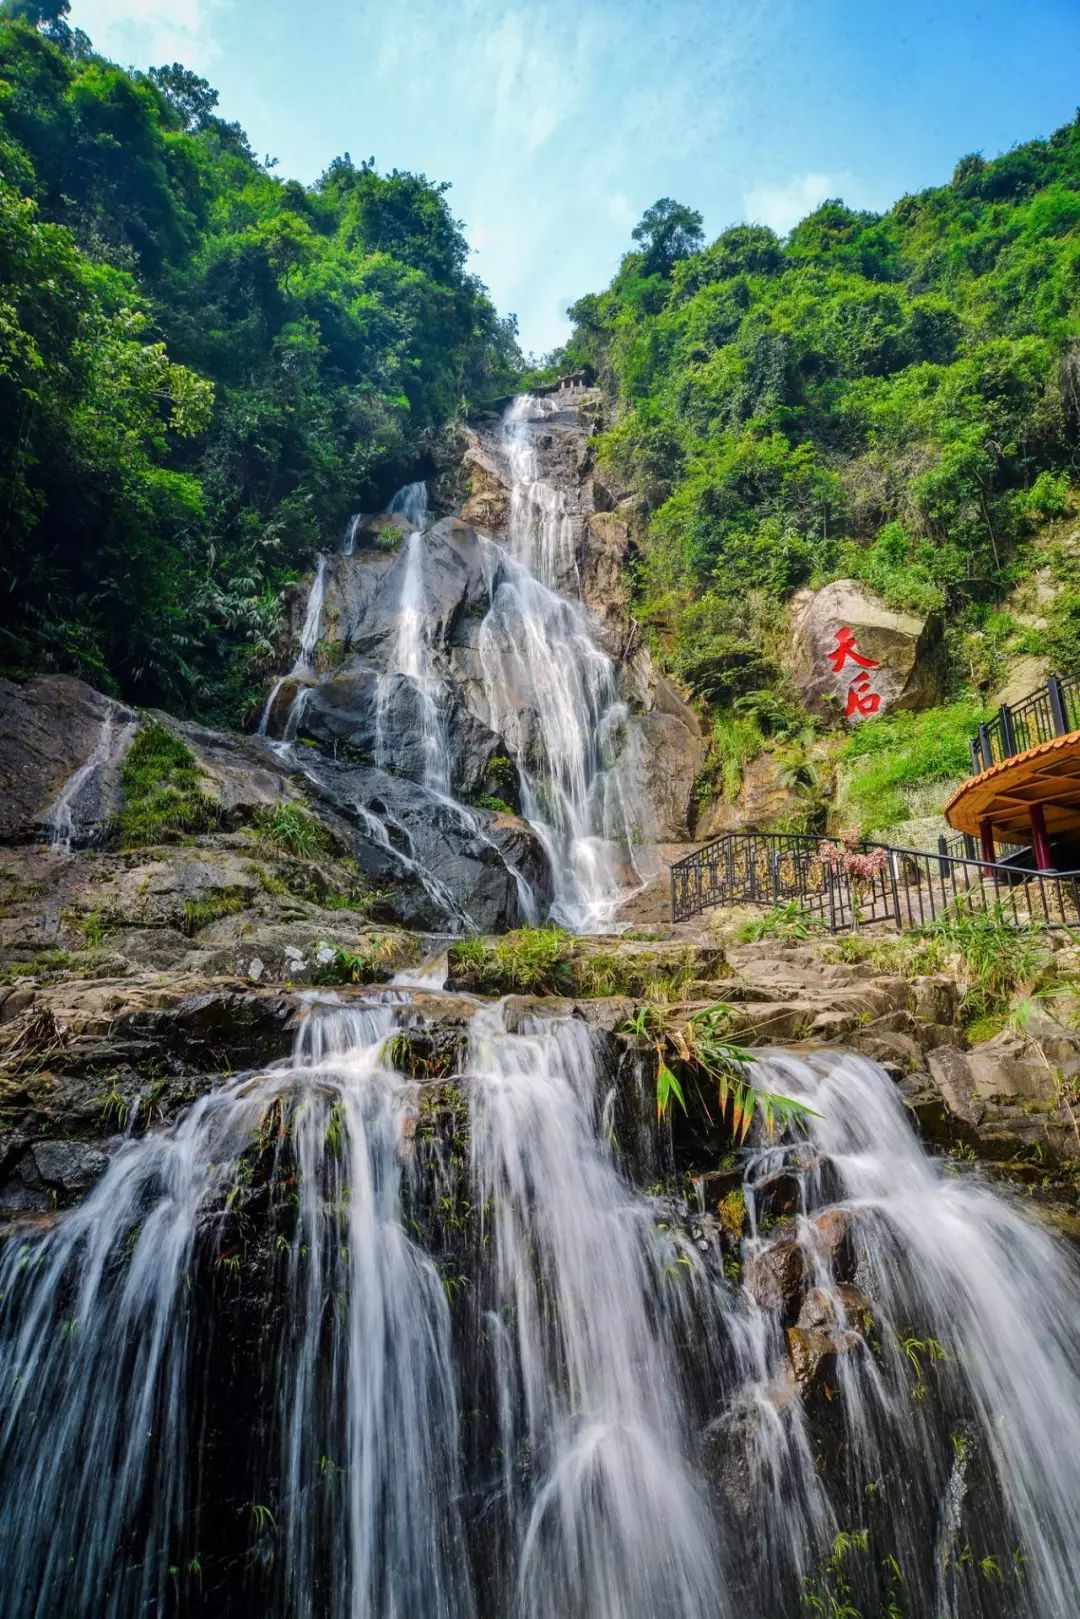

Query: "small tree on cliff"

xmin=631 ymin=198 xmax=705 ymax=275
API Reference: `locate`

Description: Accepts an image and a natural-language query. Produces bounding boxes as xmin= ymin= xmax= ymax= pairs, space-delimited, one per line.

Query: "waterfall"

xmin=387 ymin=479 xmax=430 ymax=530
xmin=373 ymin=493 xmax=540 ymax=925
xmin=737 ymin=1047 xmax=1080 ymax=1618
xmin=251 ymin=413 xmax=653 ymax=931
xmin=475 ymin=544 xmax=644 ymax=930
xmin=0 ymin=998 xmax=474 ymax=1619
xmin=257 ymin=553 xmax=328 ymax=736
xmin=468 ymin=393 xmax=654 ymax=929
xmin=498 ymin=395 xmax=579 ymax=590
xmin=465 ymin=1006 xmax=726 ymax=1618
xmin=0 ymin=993 xmax=722 ymax=1617
xmin=42 ymin=702 xmax=132 ymax=852
xmin=376 ymin=528 xmax=452 ymax=795
xmin=343 ymin=513 xmax=362 ymax=556
xmin=2 ymin=990 xmax=1080 ymax=1616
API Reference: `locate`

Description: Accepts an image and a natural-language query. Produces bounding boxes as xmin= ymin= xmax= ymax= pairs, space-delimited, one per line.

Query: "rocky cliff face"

xmin=0 ymin=390 xmax=707 ymax=990
xmin=259 ymin=389 xmax=704 ymax=925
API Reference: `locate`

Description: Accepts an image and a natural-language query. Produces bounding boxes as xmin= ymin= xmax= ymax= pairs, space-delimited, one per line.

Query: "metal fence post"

xmin=1048 ymin=673 xmax=1069 ymax=736
xmin=978 ymin=721 xmax=995 ymax=770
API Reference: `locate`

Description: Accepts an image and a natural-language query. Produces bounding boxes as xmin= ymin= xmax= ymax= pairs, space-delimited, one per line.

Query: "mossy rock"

xmin=446 ymin=927 xmax=726 ymax=1000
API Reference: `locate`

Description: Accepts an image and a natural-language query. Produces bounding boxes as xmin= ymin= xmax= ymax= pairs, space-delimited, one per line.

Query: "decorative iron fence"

xmin=671 ymin=829 xmax=1080 ymax=933
xmin=969 ymin=671 xmax=1080 ymax=772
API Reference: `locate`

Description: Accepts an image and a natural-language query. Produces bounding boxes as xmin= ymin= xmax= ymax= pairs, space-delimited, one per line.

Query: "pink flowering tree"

xmin=815 ymin=827 xmax=888 ymax=928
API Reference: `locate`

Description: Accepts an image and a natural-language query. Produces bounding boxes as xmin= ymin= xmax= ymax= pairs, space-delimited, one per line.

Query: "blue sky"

xmin=71 ymin=0 xmax=1080 ymax=354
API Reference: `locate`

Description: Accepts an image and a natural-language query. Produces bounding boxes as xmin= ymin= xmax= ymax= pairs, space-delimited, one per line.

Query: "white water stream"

xmin=253 ymin=396 xmax=652 ymax=931
xmin=497 ymin=393 xmax=580 ymax=590
xmin=42 ymin=702 xmax=133 ymax=852
xmin=256 ymin=552 xmax=328 ymax=737
xmin=2 ymin=993 xmax=1077 ymax=1616
xmin=738 ymin=1047 xmax=1080 ymax=1618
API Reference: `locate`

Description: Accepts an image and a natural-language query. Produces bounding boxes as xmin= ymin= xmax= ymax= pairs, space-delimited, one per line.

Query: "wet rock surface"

xmin=0 ymin=675 xmax=136 ymax=845
xmin=0 ymin=678 xmax=550 ymax=937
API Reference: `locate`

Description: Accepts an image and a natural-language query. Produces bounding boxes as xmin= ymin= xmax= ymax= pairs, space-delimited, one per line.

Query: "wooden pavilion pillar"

xmin=979 ymin=819 xmax=996 ymax=874
xmin=1029 ymin=803 xmax=1054 ymax=872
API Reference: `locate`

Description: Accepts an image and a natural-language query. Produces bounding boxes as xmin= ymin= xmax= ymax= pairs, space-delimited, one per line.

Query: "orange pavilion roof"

xmin=944 ymin=728 xmax=1080 ymax=840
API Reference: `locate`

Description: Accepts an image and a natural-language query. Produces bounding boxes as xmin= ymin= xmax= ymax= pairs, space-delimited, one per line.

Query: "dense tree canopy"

xmin=554 ymin=121 xmax=1080 ymax=709
xmin=630 ymin=197 xmax=705 ymax=276
xmin=0 ymin=16 xmax=520 ymax=715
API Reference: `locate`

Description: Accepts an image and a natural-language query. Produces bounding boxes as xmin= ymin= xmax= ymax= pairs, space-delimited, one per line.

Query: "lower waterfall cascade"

xmin=1 ymin=975 xmax=1079 ymax=1618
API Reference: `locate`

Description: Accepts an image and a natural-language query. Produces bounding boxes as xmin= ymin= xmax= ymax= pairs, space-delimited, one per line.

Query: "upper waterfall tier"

xmin=254 ymin=390 xmax=702 ymax=932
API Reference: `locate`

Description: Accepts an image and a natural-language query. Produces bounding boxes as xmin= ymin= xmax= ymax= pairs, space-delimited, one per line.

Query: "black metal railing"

xmin=969 ymin=671 xmax=1080 ymax=773
xmin=671 ymin=828 xmax=1080 ymax=933
xmin=940 ymin=830 xmax=1026 ymax=865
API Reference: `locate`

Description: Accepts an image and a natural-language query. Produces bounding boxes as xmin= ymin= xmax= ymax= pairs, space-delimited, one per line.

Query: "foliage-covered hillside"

xmin=555 ymin=129 xmax=1080 ymax=722
xmin=0 ymin=8 xmax=519 ymax=716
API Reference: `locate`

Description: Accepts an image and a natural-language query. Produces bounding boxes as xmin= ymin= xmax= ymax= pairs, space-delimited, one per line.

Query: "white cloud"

xmin=606 ymin=192 xmax=637 ymax=227
xmin=742 ymin=169 xmax=864 ymax=235
xmin=71 ymin=0 xmax=229 ymax=67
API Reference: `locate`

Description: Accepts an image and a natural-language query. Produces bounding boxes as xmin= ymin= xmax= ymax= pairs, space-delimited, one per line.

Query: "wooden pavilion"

xmin=944 ymin=673 xmax=1080 ymax=869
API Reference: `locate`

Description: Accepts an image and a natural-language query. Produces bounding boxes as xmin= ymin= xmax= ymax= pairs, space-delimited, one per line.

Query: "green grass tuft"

xmin=182 ymin=889 xmax=249 ymax=936
xmin=118 ymin=722 xmax=220 ymax=848
xmin=448 ymin=927 xmax=575 ymax=996
xmin=252 ymin=801 xmax=332 ymax=859
xmin=311 ymin=936 xmax=409 ymax=985
xmin=475 ymin=794 xmax=514 ymax=815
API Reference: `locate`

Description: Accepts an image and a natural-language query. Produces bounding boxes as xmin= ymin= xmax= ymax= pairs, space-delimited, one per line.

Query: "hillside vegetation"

xmin=0 ymin=9 xmax=519 ymax=716
xmin=551 ymin=129 xmax=1080 ymax=825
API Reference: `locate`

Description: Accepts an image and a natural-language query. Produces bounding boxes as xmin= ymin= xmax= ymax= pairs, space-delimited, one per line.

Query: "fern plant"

xmin=623 ymin=1001 xmax=817 ymax=1138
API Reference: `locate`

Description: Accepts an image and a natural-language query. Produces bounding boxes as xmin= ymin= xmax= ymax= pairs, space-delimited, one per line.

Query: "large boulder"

xmin=0 ymin=679 xmax=550 ymax=939
xmin=787 ymin=580 xmax=942 ymax=722
xmin=345 ymin=518 xmax=493 ymax=662
xmin=927 ymin=1037 xmax=1061 ymax=1121
xmin=283 ymin=757 xmax=552 ymax=932
xmin=635 ymin=705 xmax=703 ymax=842
xmin=0 ymin=676 xmax=136 ymax=846
xmin=458 ymin=438 xmax=510 ymax=532
xmin=299 ymin=664 xmax=511 ymax=801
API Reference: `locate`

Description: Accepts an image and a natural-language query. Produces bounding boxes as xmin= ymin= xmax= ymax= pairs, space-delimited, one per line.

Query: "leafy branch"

xmin=623 ymin=1001 xmax=818 ymax=1140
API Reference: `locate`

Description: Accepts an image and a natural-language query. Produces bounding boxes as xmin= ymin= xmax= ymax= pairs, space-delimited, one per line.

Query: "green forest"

xmin=4 ymin=2 xmax=1080 ymax=771
xmin=0 ymin=6 xmax=519 ymax=718
xmin=552 ymin=131 xmax=1080 ymax=727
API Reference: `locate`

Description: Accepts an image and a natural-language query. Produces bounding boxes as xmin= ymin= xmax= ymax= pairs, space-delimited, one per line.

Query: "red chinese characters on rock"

xmin=826 ymin=626 xmax=881 ymax=718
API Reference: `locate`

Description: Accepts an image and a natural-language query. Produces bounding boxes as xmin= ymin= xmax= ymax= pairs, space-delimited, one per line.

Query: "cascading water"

xmin=387 ymin=478 xmax=431 ymax=530
xmin=257 ymin=553 xmax=328 ymax=737
xmin=497 ymin=394 xmax=579 ymax=590
xmin=343 ymin=512 xmax=362 ymax=556
xmin=467 ymin=391 xmax=655 ymax=926
xmin=375 ymin=515 xmax=452 ymax=794
xmin=42 ymin=702 xmax=133 ymax=852
xmin=2 ymin=985 xmax=1080 ymax=1617
xmin=475 ymin=540 xmax=647 ymax=929
xmin=0 ymin=991 xmax=720 ymax=1618
xmin=464 ymin=1006 xmax=725 ymax=1619
xmin=369 ymin=486 xmax=540 ymax=925
xmin=251 ymin=397 xmax=654 ymax=931
xmin=730 ymin=1047 xmax=1080 ymax=1619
